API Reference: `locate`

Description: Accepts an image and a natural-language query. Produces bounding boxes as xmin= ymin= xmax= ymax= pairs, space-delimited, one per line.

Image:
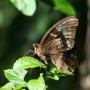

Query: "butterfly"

xmin=33 ymin=16 xmax=79 ymax=74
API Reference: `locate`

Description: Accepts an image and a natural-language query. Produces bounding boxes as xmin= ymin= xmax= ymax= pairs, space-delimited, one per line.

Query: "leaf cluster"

xmin=10 ymin=0 xmax=76 ymax=16
xmin=0 ymin=56 xmax=74 ymax=90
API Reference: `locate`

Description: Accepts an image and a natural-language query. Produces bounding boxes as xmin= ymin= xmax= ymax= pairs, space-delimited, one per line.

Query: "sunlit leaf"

xmin=27 ymin=73 xmax=46 ymax=90
xmin=13 ymin=56 xmax=47 ymax=70
xmin=0 ymin=82 xmax=15 ymax=90
xmin=10 ymin=0 xmax=36 ymax=16
xmin=4 ymin=69 xmax=27 ymax=86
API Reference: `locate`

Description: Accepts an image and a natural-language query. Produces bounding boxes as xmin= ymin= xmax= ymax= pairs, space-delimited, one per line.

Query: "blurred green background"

xmin=0 ymin=0 xmax=89 ymax=90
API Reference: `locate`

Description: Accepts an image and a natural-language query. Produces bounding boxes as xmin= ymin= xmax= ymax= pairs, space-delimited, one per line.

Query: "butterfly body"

xmin=33 ymin=16 xmax=79 ymax=74
xmin=33 ymin=44 xmax=49 ymax=64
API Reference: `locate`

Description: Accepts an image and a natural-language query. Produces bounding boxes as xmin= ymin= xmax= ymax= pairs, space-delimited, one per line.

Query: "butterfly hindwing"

xmin=44 ymin=38 xmax=78 ymax=74
xmin=50 ymin=54 xmax=71 ymax=74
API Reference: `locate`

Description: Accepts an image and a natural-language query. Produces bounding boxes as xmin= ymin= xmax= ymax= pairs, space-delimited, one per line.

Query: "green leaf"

xmin=10 ymin=0 xmax=36 ymax=16
xmin=14 ymin=86 xmax=23 ymax=90
xmin=46 ymin=68 xmax=60 ymax=80
xmin=45 ymin=85 xmax=48 ymax=89
xmin=4 ymin=69 xmax=27 ymax=87
xmin=27 ymin=73 xmax=46 ymax=90
xmin=0 ymin=82 xmax=15 ymax=90
xmin=46 ymin=68 xmax=74 ymax=80
xmin=13 ymin=56 xmax=47 ymax=71
xmin=52 ymin=0 xmax=76 ymax=16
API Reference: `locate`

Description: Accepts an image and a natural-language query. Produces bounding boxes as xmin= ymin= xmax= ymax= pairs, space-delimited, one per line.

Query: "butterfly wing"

xmin=44 ymin=38 xmax=78 ymax=74
xmin=40 ymin=16 xmax=78 ymax=50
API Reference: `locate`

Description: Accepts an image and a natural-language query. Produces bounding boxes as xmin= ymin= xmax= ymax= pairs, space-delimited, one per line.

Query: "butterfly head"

xmin=33 ymin=43 xmax=38 ymax=48
xmin=33 ymin=43 xmax=42 ymax=55
xmin=33 ymin=43 xmax=39 ymax=52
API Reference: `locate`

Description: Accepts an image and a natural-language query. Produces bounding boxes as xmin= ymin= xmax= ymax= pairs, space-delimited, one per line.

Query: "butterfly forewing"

xmin=40 ymin=16 xmax=78 ymax=50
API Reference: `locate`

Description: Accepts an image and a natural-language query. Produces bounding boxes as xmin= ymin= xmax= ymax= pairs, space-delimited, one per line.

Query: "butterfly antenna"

xmin=21 ymin=31 xmax=35 ymax=43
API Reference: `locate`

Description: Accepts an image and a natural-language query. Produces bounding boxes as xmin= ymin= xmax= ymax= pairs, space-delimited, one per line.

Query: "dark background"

xmin=0 ymin=0 xmax=90 ymax=90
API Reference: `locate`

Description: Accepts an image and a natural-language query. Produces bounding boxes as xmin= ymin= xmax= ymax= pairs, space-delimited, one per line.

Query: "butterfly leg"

xmin=23 ymin=50 xmax=34 ymax=57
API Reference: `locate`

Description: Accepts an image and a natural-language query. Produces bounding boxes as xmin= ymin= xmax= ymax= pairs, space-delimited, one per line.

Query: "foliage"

xmin=10 ymin=0 xmax=76 ymax=16
xmin=52 ymin=0 xmax=76 ymax=16
xmin=10 ymin=0 xmax=36 ymax=16
xmin=0 ymin=56 xmax=74 ymax=90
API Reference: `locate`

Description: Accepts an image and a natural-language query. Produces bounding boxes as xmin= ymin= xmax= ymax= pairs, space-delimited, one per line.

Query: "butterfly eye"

xmin=34 ymin=44 xmax=37 ymax=48
xmin=33 ymin=43 xmax=38 ymax=48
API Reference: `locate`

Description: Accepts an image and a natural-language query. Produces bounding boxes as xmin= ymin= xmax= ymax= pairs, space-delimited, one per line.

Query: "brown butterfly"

xmin=33 ymin=16 xmax=79 ymax=74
